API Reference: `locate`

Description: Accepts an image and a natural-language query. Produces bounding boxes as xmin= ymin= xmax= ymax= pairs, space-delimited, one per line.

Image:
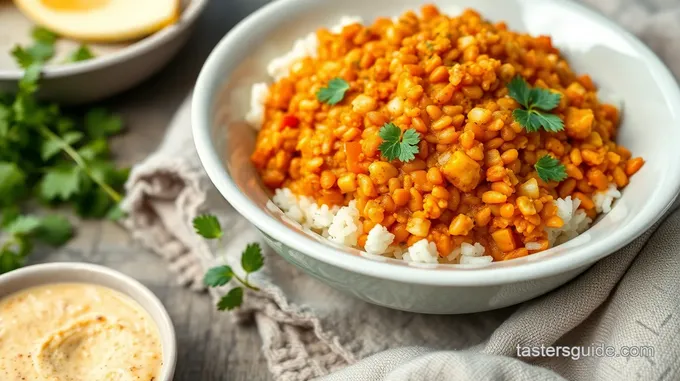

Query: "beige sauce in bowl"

xmin=0 ymin=283 xmax=162 ymax=381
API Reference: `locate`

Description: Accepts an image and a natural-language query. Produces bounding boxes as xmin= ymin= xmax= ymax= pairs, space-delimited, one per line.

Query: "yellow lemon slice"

xmin=13 ymin=0 xmax=180 ymax=43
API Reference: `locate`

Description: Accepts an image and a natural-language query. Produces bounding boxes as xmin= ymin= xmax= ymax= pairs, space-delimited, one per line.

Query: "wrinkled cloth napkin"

xmin=121 ymin=1 xmax=680 ymax=380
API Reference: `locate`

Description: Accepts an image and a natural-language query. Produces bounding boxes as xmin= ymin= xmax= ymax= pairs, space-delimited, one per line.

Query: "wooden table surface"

xmin=30 ymin=1 xmax=274 ymax=380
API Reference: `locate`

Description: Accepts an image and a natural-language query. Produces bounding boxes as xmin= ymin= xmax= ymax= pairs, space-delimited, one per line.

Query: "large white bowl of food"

xmin=192 ymin=0 xmax=680 ymax=313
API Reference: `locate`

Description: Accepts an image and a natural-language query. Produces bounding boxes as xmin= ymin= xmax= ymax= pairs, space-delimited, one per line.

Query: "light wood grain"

xmin=32 ymin=1 xmax=273 ymax=380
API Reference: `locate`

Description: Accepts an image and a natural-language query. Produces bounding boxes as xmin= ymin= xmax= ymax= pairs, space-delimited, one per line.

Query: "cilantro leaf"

xmin=39 ymin=166 xmax=81 ymax=201
xmin=77 ymin=139 xmax=110 ymax=161
xmin=32 ymin=27 xmax=58 ymax=44
xmin=11 ymin=46 xmax=34 ymax=69
xmin=0 ymin=247 xmax=25 ymax=274
xmin=507 ymin=76 xmax=531 ymax=108
xmin=41 ymin=131 xmax=83 ymax=161
xmin=534 ymin=155 xmax=567 ymax=183
xmin=0 ymin=162 xmax=26 ymax=204
xmin=204 ymin=265 xmax=233 ymax=287
xmin=193 ymin=214 xmax=223 ymax=239
xmin=27 ymin=42 xmax=55 ymax=63
xmin=217 ymin=287 xmax=243 ymax=311
xmin=241 ymin=243 xmax=264 ymax=273
xmin=1 ymin=207 xmax=21 ymax=227
xmin=19 ymin=63 xmax=42 ymax=94
xmin=106 ymin=204 xmax=126 ymax=221
xmin=529 ymin=88 xmax=561 ymax=111
xmin=74 ymin=188 xmax=113 ymax=218
xmin=378 ymin=123 xmax=420 ymax=162
xmin=66 ymin=45 xmax=95 ymax=63
xmin=316 ymin=78 xmax=350 ymax=105
xmin=85 ymin=108 xmax=123 ymax=138
xmin=5 ymin=215 xmax=42 ymax=236
xmin=34 ymin=215 xmax=73 ymax=246
xmin=532 ymin=112 xmax=564 ymax=133
xmin=507 ymin=76 xmax=564 ymax=133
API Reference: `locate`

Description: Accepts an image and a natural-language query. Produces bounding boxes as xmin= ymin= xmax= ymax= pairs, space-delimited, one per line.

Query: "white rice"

xmin=245 ymin=82 xmax=269 ymax=129
xmin=403 ymin=239 xmax=439 ymax=264
xmin=365 ymin=224 xmax=395 ymax=254
xmin=592 ymin=183 xmax=621 ymax=214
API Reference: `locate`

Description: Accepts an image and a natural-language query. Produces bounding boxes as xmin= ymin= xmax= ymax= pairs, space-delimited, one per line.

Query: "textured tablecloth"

xmin=121 ymin=1 xmax=680 ymax=380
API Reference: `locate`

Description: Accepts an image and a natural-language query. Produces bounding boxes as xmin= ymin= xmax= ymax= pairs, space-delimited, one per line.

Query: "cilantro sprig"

xmin=534 ymin=155 xmax=567 ymax=183
xmin=316 ymin=78 xmax=350 ymax=105
xmin=193 ymin=215 xmax=264 ymax=311
xmin=507 ymin=76 xmax=564 ymax=133
xmin=378 ymin=122 xmax=420 ymax=162
xmin=12 ymin=26 xmax=95 ymax=69
xmin=0 ymin=56 xmax=127 ymax=274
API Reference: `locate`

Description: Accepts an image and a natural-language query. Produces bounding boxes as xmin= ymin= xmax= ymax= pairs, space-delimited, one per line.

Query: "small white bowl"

xmin=0 ymin=262 xmax=177 ymax=381
xmin=0 ymin=0 xmax=208 ymax=104
xmin=192 ymin=0 xmax=680 ymax=314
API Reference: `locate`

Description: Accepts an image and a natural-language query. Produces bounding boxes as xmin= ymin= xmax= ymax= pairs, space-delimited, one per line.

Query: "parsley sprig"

xmin=378 ymin=122 xmax=420 ymax=162
xmin=193 ymin=215 xmax=265 ymax=311
xmin=0 ymin=58 xmax=127 ymax=274
xmin=534 ymin=155 xmax=567 ymax=183
xmin=507 ymin=76 xmax=564 ymax=133
xmin=316 ymin=78 xmax=350 ymax=105
xmin=12 ymin=26 xmax=95 ymax=69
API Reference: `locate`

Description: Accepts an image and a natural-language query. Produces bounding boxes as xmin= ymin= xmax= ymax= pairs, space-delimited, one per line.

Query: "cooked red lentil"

xmin=250 ymin=5 xmax=644 ymax=261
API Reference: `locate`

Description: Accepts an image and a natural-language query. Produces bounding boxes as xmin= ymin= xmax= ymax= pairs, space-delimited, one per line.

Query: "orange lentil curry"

xmin=250 ymin=5 xmax=644 ymax=261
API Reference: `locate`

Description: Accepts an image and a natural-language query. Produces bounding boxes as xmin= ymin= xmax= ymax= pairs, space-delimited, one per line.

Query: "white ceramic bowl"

xmin=0 ymin=262 xmax=177 ymax=380
xmin=192 ymin=0 xmax=680 ymax=314
xmin=0 ymin=0 xmax=208 ymax=104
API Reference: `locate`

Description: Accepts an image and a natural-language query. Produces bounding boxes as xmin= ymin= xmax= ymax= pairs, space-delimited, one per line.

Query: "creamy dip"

xmin=0 ymin=283 xmax=163 ymax=381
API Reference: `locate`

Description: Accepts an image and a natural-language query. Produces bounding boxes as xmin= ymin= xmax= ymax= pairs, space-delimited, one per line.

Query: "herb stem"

xmin=37 ymin=125 xmax=122 ymax=203
xmin=232 ymin=272 xmax=260 ymax=291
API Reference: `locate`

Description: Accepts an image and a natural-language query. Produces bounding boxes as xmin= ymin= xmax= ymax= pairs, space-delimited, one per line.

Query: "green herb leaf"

xmin=192 ymin=214 xmax=223 ymax=239
xmin=66 ymin=44 xmax=95 ymax=63
xmin=1 ymin=207 xmax=21 ymax=227
xmin=10 ymin=46 xmax=34 ymax=69
xmin=105 ymin=204 xmax=126 ymax=221
xmin=19 ymin=63 xmax=42 ymax=94
xmin=316 ymin=78 xmax=350 ymax=105
xmin=507 ymin=76 xmax=564 ymax=133
xmin=39 ymin=166 xmax=81 ymax=201
xmin=34 ymin=215 xmax=73 ymax=246
xmin=204 ymin=265 xmax=233 ymax=287
xmin=32 ymin=27 xmax=58 ymax=44
xmin=241 ymin=243 xmax=264 ymax=273
xmin=534 ymin=155 xmax=567 ymax=183
xmin=5 ymin=215 xmax=42 ymax=236
xmin=507 ymin=76 xmax=531 ymax=108
xmin=0 ymin=247 xmax=25 ymax=274
xmin=529 ymin=88 xmax=561 ymax=111
xmin=27 ymin=42 xmax=55 ymax=63
xmin=217 ymin=287 xmax=244 ymax=311
xmin=77 ymin=139 xmax=110 ymax=161
xmin=41 ymin=131 xmax=83 ymax=161
xmin=85 ymin=108 xmax=123 ymax=138
xmin=0 ymin=162 xmax=26 ymax=204
xmin=378 ymin=123 xmax=420 ymax=162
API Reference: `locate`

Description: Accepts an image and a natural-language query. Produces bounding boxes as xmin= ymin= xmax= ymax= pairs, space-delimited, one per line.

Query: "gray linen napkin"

xmin=121 ymin=1 xmax=680 ymax=380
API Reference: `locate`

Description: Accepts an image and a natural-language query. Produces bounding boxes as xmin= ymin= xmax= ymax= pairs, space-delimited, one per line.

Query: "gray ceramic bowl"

xmin=0 ymin=262 xmax=177 ymax=380
xmin=0 ymin=0 xmax=208 ymax=104
xmin=192 ymin=0 xmax=680 ymax=314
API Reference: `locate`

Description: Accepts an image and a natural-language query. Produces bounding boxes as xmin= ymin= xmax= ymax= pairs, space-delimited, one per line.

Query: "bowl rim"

xmin=192 ymin=0 xmax=680 ymax=286
xmin=0 ymin=0 xmax=209 ymax=81
xmin=0 ymin=262 xmax=177 ymax=381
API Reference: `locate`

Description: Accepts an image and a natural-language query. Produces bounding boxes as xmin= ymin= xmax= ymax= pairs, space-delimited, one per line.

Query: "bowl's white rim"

xmin=192 ymin=0 xmax=680 ymax=287
xmin=0 ymin=0 xmax=209 ymax=80
xmin=0 ymin=262 xmax=177 ymax=380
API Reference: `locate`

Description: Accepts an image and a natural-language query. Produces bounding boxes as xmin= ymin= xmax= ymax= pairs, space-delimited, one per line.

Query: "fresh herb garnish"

xmin=378 ymin=122 xmax=420 ymax=162
xmin=66 ymin=44 xmax=95 ymax=63
xmin=507 ymin=76 xmax=564 ymax=133
xmin=316 ymin=77 xmax=350 ymax=105
xmin=11 ymin=27 xmax=58 ymax=68
xmin=194 ymin=214 xmax=264 ymax=311
xmin=0 ymin=57 xmax=127 ymax=274
xmin=534 ymin=155 xmax=567 ymax=183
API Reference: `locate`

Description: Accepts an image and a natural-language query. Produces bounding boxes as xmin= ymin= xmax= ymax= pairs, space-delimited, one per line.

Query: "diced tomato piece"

xmin=279 ymin=115 xmax=300 ymax=130
xmin=344 ymin=141 xmax=363 ymax=173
